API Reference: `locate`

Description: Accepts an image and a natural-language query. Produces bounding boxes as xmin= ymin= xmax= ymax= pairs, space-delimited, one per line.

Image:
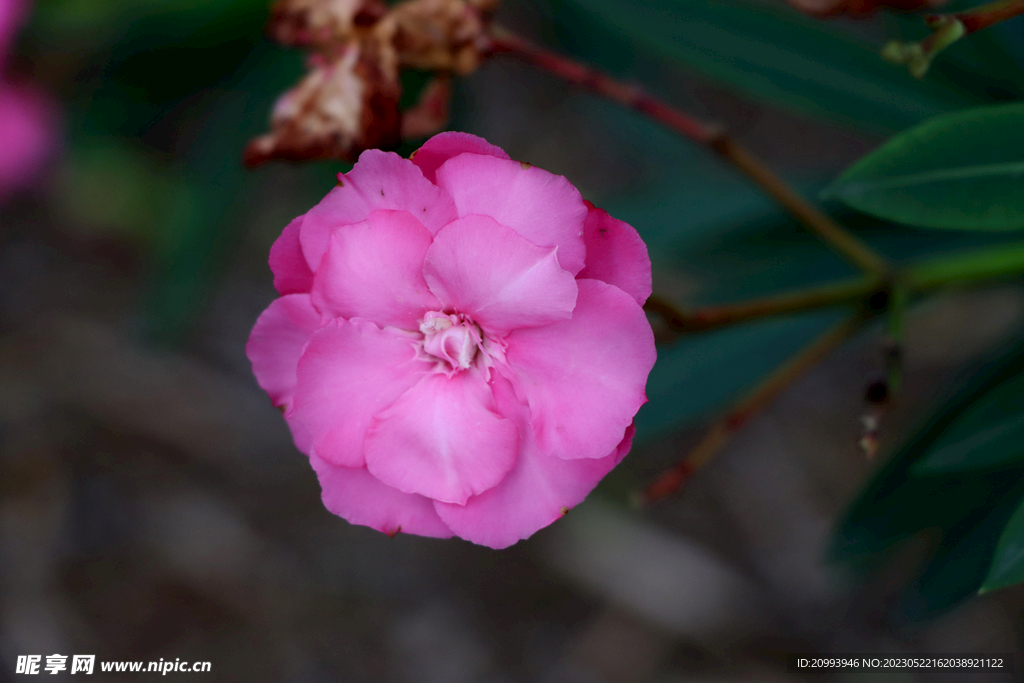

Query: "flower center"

xmin=419 ymin=311 xmax=483 ymax=372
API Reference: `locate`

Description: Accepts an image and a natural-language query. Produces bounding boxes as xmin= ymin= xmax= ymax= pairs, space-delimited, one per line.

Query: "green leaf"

xmin=981 ymin=493 xmax=1024 ymax=593
xmin=834 ymin=454 xmax=1024 ymax=619
xmin=901 ymin=485 xmax=1024 ymax=619
xmin=833 ymin=340 xmax=1024 ymax=617
xmin=553 ymin=0 xmax=981 ymax=134
xmin=913 ymin=415 xmax=1024 ymax=474
xmin=823 ymin=104 xmax=1024 ymax=230
xmin=911 ymin=365 xmax=1024 ymax=474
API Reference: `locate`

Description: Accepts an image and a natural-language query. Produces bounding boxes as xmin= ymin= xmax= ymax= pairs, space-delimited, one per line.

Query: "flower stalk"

xmin=884 ymin=284 xmax=907 ymax=394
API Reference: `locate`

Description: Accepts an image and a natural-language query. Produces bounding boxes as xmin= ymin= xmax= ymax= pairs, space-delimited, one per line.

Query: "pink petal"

xmin=289 ymin=318 xmax=431 ymax=467
xmin=311 ymin=210 xmax=440 ymax=330
xmin=364 ymin=369 xmax=519 ymax=505
xmin=434 ymin=154 xmax=588 ymax=275
xmin=0 ymin=1 xmax=28 ymax=70
xmin=270 ymin=216 xmax=314 ymax=295
xmin=423 ymin=215 xmax=578 ymax=335
xmin=504 ymin=279 xmax=655 ymax=460
xmin=435 ymin=374 xmax=634 ymax=549
xmin=298 ymin=149 xmax=457 ymax=272
xmin=246 ymin=294 xmax=321 ymax=411
xmin=410 ymin=131 xmax=510 ymax=183
xmin=0 ymin=82 xmax=57 ymax=201
xmin=311 ymin=455 xmax=453 ymax=539
xmin=577 ymin=203 xmax=652 ymax=306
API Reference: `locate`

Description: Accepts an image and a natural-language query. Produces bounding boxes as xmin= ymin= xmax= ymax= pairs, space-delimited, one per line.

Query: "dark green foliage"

xmin=833 ymin=341 xmax=1024 ymax=617
xmin=551 ymin=0 xmax=984 ymax=133
xmin=824 ymin=104 xmax=1024 ymax=231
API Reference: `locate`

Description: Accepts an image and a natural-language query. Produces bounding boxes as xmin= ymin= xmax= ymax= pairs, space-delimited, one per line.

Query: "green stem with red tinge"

xmin=646 ymin=242 xmax=1024 ymax=338
xmin=936 ymin=0 xmax=1024 ymax=34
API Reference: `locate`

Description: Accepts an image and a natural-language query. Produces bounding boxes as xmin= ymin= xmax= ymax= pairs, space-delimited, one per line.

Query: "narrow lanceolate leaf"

xmin=824 ymin=104 xmax=1024 ymax=230
xmin=554 ymin=0 xmax=977 ymax=133
xmin=911 ymin=366 xmax=1024 ymax=475
xmin=982 ymin=494 xmax=1024 ymax=593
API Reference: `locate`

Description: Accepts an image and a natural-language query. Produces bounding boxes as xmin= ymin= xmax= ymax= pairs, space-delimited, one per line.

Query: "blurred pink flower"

xmin=247 ymin=132 xmax=656 ymax=548
xmin=0 ymin=81 xmax=56 ymax=199
xmin=0 ymin=0 xmax=28 ymax=60
xmin=0 ymin=0 xmax=57 ymax=201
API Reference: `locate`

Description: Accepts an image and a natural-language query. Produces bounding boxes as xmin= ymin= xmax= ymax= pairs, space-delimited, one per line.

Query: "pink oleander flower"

xmin=0 ymin=0 xmax=28 ymax=60
xmin=247 ymin=132 xmax=656 ymax=548
xmin=0 ymin=81 xmax=57 ymax=199
xmin=0 ymin=0 xmax=58 ymax=201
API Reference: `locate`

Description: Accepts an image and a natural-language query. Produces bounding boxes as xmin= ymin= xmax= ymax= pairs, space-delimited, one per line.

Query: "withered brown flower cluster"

xmin=245 ymin=0 xmax=498 ymax=166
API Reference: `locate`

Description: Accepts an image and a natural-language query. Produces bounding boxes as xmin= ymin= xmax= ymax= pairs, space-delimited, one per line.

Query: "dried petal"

xmin=269 ymin=0 xmax=387 ymax=46
xmin=244 ymin=40 xmax=401 ymax=166
xmin=248 ymin=0 xmax=497 ymax=165
xmin=400 ymin=75 xmax=452 ymax=140
xmin=389 ymin=0 xmax=494 ymax=74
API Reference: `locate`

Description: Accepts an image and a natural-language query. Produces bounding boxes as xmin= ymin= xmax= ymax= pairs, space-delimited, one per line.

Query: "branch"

xmin=644 ymin=276 xmax=881 ymax=337
xmin=484 ymin=26 xmax=892 ymax=279
xmin=640 ymin=313 xmax=866 ymax=503
xmin=640 ymin=240 xmax=1024 ymax=501
xmin=940 ymin=0 xmax=1024 ymax=33
xmin=905 ymin=240 xmax=1024 ymax=290
xmin=644 ymin=240 xmax=1024 ymax=338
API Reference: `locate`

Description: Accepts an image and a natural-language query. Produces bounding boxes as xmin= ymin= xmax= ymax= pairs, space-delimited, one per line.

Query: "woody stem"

xmin=645 ymin=240 xmax=1024 ymax=337
xmin=484 ymin=25 xmax=891 ymax=279
xmin=931 ymin=0 xmax=1024 ymax=35
xmin=641 ymin=313 xmax=866 ymax=504
xmin=644 ymin=276 xmax=880 ymax=339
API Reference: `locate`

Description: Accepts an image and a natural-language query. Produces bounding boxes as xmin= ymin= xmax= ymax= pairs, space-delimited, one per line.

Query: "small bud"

xmin=881 ymin=15 xmax=965 ymax=78
xmin=864 ymin=380 xmax=889 ymax=405
xmin=269 ymin=0 xmax=388 ymax=47
xmin=859 ymin=432 xmax=879 ymax=460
